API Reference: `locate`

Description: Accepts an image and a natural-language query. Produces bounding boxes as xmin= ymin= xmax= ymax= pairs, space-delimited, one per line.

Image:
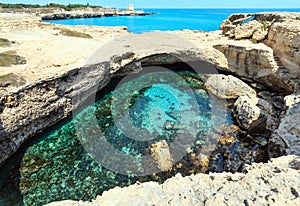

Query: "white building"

xmin=127 ymin=4 xmax=134 ymax=11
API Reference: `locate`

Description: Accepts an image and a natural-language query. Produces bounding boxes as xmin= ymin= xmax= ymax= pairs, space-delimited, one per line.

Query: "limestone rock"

xmin=233 ymin=95 xmax=261 ymax=129
xmin=45 ymin=155 xmax=300 ymax=206
xmin=269 ymin=94 xmax=300 ymax=158
xmin=265 ymin=19 xmax=300 ymax=78
xmin=144 ymin=140 xmax=174 ymax=172
xmin=214 ymin=43 xmax=294 ymax=94
xmin=257 ymin=98 xmax=278 ymax=130
xmin=252 ymin=27 xmax=268 ymax=41
xmin=204 ymin=74 xmax=256 ymax=99
xmin=221 ymin=24 xmax=236 ymax=35
xmin=233 ymin=94 xmax=278 ymax=135
xmin=220 ymin=19 xmax=236 ymax=34
xmin=233 ymin=20 xmax=264 ymax=40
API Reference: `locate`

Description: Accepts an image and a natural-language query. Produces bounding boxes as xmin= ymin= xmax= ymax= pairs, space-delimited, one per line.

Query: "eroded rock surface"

xmin=144 ymin=140 xmax=174 ymax=172
xmin=269 ymin=94 xmax=300 ymax=158
xmin=265 ymin=19 xmax=300 ymax=79
xmin=0 ymin=13 xmax=299 ymax=202
xmin=204 ymin=74 xmax=256 ymax=99
xmin=45 ymin=155 xmax=300 ymax=206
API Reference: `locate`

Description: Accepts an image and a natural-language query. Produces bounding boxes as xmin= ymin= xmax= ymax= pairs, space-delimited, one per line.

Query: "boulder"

xmin=232 ymin=20 xmax=267 ymax=40
xmin=204 ymin=74 xmax=256 ymax=99
xmin=233 ymin=94 xmax=278 ymax=135
xmin=144 ymin=140 xmax=173 ymax=172
xmin=253 ymin=28 xmax=268 ymax=41
xmin=233 ymin=95 xmax=261 ymax=129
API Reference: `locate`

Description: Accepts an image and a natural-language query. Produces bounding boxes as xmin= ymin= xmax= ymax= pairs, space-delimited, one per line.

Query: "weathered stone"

xmin=214 ymin=43 xmax=294 ymax=94
xmin=227 ymin=14 xmax=251 ymax=24
xmin=269 ymin=94 xmax=300 ymax=158
xmin=222 ymin=24 xmax=237 ymax=35
xmin=233 ymin=95 xmax=261 ymax=129
xmin=205 ymin=74 xmax=256 ymax=99
xmin=258 ymin=98 xmax=278 ymax=130
xmin=252 ymin=27 xmax=268 ymax=41
xmin=265 ymin=19 xmax=300 ymax=78
xmin=145 ymin=140 xmax=174 ymax=172
xmin=45 ymin=155 xmax=300 ymax=206
xmin=232 ymin=20 xmax=264 ymax=40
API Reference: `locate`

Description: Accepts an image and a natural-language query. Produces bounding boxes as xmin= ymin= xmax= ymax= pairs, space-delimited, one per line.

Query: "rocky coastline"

xmin=0 ymin=6 xmax=156 ymax=20
xmin=0 ymin=11 xmax=299 ymax=205
xmin=41 ymin=9 xmax=156 ymax=21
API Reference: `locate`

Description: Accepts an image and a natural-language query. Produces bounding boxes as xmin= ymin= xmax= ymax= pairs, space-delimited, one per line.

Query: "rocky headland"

xmin=0 ymin=11 xmax=299 ymax=205
xmin=0 ymin=5 xmax=156 ymax=20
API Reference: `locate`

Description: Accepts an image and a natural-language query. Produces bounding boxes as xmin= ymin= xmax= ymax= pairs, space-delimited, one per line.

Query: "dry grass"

xmin=0 ymin=72 xmax=26 ymax=88
xmin=0 ymin=38 xmax=11 ymax=47
xmin=0 ymin=50 xmax=26 ymax=67
xmin=55 ymin=27 xmax=92 ymax=39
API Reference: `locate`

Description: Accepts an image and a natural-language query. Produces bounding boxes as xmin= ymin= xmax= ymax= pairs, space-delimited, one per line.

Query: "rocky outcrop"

xmin=219 ymin=12 xmax=300 ymax=91
xmin=204 ymin=74 xmax=256 ymax=99
xmin=45 ymin=155 xmax=300 ymax=206
xmin=231 ymin=20 xmax=269 ymax=41
xmin=265 ymin=19 xmax=300 ymax=79
xmin=41 ymin=10 xmax=154 ymax=20
xmin=269 ymin=94 xmax=300 ymax=158
xmin=214 ymin=43 xmax=294 ymax=94
xmin=0 ymin=63 xmax=111 ymax=165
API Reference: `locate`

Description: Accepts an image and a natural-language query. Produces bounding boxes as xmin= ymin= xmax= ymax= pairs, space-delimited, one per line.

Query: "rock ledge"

xmin=46 ymin=155 xmax=300 ymax=206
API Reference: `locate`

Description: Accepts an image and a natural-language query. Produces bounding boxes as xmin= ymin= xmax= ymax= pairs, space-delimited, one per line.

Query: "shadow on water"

xmin=0 ymin=61 xmax=232 ymax=205
xmin=0 ymin=73 xmax=125 ymax=205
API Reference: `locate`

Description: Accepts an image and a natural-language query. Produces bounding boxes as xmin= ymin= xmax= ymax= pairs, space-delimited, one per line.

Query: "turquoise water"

xmin=43 ymin=8 xmax=300 ymax=33
xmin=0 ymin=69 xmax=234 ymax=206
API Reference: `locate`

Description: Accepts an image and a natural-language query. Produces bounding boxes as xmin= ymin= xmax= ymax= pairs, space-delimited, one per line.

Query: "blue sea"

xmin=43 ymin=8 xmax=300 ymax=33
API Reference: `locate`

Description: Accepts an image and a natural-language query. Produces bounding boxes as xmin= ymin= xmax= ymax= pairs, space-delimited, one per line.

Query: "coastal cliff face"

xmin=0 ymin=12 xmax=299 ymax=205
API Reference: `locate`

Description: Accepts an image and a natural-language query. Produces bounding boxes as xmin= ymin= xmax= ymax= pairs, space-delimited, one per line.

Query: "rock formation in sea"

xmin=0 ymin=11 xmax=299 ymax=205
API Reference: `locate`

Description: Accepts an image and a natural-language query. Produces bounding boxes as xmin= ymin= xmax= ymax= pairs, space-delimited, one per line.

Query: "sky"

xmin=1 ymin=0 xmax=300 ymax=9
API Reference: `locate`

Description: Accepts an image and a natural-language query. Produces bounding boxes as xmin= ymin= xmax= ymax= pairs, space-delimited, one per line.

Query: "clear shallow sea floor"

xmin=0 ymin=69 xmax=267 ymax=206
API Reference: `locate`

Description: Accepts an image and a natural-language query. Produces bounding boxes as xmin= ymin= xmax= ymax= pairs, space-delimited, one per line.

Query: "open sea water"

xmin=43 ymin=8 xmax=300 ymax=33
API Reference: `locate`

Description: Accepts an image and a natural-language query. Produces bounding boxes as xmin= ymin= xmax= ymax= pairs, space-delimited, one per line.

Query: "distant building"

xmin=127 ymin=4 xmax=134 ymax=11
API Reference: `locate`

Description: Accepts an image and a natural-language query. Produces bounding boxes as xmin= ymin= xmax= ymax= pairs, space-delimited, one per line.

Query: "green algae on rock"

xmin=0 ymin=51 xmax=26 ymax=67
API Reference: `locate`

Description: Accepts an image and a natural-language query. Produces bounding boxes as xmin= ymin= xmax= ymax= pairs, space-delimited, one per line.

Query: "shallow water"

xmin=0 ymin=69 xmax=234 ymax=206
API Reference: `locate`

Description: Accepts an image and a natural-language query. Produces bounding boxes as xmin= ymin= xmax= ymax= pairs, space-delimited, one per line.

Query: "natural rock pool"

xmin=0 ymin=68 xmax=268 ymax=206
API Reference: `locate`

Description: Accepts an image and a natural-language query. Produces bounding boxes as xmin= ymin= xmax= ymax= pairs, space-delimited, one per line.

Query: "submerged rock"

xmin=144 ymin=140 xmax=174 ymax=172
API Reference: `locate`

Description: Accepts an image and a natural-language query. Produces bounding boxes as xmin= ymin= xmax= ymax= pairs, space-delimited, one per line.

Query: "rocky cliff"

xmin=0 ymin=12 xmax=299 ymax=205
xmin=0 ymin=12 xmax=299 ymax=166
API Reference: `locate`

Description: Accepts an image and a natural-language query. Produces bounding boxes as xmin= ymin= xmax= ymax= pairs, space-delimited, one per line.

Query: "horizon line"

xmin=133 ymin=7 xmax=300 ymax=9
